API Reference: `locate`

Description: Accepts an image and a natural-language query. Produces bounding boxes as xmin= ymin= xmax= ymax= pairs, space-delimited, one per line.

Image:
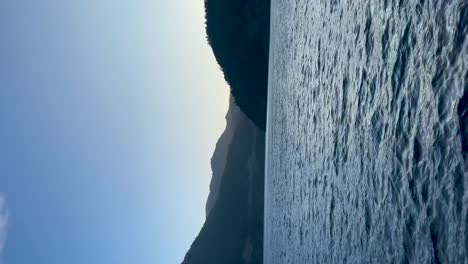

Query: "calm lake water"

xmin=265 ymin=1 xmax=468 ymax=263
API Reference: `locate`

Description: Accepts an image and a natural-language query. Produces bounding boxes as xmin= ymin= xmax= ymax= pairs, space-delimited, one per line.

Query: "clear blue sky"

xmin=0 ymin=1 xmax=229 ymax=263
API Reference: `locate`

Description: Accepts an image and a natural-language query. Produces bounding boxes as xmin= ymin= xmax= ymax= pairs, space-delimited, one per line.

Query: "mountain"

xmin=206 ymin=96 xmax=242 ymax=216
xmin=182 ymin=0 xmax=271 ymax=262
xmin=182 ymin=98 xmax=265 ymax=264
xmin=205 ymin=0 xmax=270 ymax=130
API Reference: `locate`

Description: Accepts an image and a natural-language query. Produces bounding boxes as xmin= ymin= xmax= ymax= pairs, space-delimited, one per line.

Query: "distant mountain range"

xmin=206 ymin=96 xmax=241 ymax=216
xmin=182 ymin=0 xmax=270 ymax=263
xmin=182 ymin=96 xmax=265 ymax=264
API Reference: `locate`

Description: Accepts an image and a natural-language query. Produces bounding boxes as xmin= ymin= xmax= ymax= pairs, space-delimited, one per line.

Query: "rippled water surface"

xmin=264 ymin=1 xmax=468 ymax=263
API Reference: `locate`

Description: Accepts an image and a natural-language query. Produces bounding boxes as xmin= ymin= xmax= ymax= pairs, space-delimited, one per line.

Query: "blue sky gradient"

xmin=0 ymin=1 xmax=229 ymax=263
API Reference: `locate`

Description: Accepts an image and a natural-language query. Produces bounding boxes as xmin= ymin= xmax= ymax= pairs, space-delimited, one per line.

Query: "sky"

xmin=0 ymin=1 xmax=229 ymax=263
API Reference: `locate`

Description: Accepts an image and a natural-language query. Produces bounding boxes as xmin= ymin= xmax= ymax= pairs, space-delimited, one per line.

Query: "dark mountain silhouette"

xmin=206 ymin=96 xmax=241 ymax=216
xmin=205 ymin=0 xmax=270 ymax=130
xmin=182 ymin=98 xmax=265 ymax=264
xmin=182 ymin=0 xmax=270 ymax=262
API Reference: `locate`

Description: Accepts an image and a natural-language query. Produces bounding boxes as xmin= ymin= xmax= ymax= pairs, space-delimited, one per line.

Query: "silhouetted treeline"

xmin=205 ymin=0 xmax=270 ymax=130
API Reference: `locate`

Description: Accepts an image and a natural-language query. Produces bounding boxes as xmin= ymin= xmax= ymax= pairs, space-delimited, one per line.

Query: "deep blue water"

xmin=265 ymin=1 xmax=468 ymax=263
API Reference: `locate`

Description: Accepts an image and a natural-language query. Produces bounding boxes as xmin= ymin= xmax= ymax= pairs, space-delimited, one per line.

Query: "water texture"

xmin=265 ymin=1 xmax=468 ymax=263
